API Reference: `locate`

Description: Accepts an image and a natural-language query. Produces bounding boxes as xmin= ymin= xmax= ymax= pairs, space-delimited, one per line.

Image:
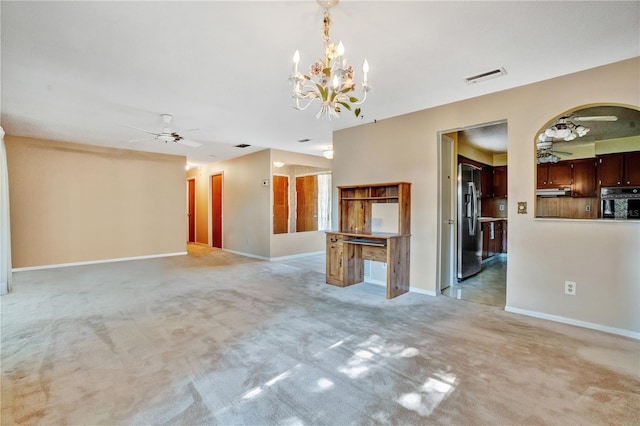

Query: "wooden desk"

xmin=326 ymin=232 xmax=410 ymax=299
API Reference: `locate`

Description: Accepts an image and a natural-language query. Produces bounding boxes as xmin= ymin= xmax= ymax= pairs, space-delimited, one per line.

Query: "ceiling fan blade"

xmin=128 ymin=137 xmax=156 ymax=143
xmin=177 ymin=139 xmax=202 ymax=148
xmin=572 ymin=116 xmax=618 ymax=122
xmin=122 ymin=124 xmax=160 ymax=135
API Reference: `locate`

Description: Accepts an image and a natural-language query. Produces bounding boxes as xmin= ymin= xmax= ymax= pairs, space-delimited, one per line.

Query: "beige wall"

xmin=188 ymin=149 xmax=272 ymax=258
xmin=269 ymin=149 xmax=332 ymax=258
xmin=6 ymin=136 xmax=187 ymax=268
xmin=187 ymin=148 xmax=332 ymax=259
xmin=333 ymin=57 xmax=640 ymax=335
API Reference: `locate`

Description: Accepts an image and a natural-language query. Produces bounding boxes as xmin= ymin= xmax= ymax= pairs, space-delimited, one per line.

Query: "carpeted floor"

xmin=2 ymin=245 xmax=639 ymax=425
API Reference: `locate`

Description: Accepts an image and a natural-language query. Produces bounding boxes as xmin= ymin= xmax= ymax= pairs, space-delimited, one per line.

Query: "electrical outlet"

xmin=499 ymin=204 xmax=505 ymax=211
xmin=565 ymin=281 xmax=576 ymax=295
xmin=585 ymin=205 xmax=591 ymax=212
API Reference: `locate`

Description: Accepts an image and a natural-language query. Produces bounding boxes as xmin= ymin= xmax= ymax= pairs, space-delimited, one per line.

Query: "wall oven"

xmin=601 ymin=187 xmax=640 ymax=219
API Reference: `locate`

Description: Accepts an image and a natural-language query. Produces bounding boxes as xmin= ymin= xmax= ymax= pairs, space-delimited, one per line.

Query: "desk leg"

xmin=387 ymin=236 xmax=410 ymax=298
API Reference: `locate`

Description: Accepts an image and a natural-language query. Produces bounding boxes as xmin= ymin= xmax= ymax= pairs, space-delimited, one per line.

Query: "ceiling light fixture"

xmin=273 ymin=161 xmax=285 ymax=168
xmin=323 ymin=149 xmax=334 ymax=159
xmin=290 ymin=0 xmax=370 ymax=120
xmin=543 ymin=118 xmax=590 ymax=141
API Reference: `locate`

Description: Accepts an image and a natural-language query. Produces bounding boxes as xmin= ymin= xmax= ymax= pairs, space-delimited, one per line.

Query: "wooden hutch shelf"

xmin=326 ymin=182 xmax=411 ymax=299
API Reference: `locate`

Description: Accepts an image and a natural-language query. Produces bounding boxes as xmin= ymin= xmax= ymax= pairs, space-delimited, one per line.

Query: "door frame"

xmin=187 ymin=177 xmax=196 ymax=243
xmin=209 ymin=172 xmax=223 ymax=248
xmin=437 ymin=120 xmax=509 ymax=299
xmin=437 ymin=133 xmax=456 ymax=293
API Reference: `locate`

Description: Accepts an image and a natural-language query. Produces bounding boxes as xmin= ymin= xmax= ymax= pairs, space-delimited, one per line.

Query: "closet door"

xmin=273 ymin=175 xmax=289 ymax=234
xmin=296 ymin=175 xmax=318 ymax=232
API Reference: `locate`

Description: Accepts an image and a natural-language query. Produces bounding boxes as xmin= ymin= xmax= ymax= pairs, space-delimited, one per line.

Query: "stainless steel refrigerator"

xmin=457 ymin=163 xmax=482 ymax=280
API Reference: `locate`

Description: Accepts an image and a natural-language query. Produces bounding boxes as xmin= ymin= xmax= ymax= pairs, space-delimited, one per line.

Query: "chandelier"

xmin=290 ymin=0 xmax=370 ymax=120
xmin=543 ymin=118 xmax=589 ymax=141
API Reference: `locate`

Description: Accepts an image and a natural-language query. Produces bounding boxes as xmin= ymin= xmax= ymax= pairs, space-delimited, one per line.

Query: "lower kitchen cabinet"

xmin=481 ymin=220 xmax=507 ymax=260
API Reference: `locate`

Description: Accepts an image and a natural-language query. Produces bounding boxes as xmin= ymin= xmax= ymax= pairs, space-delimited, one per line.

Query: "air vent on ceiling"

xmin=234 ymin=144 xmax=251 ymax=148
xmin=465 ymin=67 xmax=507 ymax=85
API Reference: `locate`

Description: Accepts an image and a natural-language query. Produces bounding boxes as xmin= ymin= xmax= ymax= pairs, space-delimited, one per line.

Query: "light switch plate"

xmin=517 ymin=201 xmax=527 ymax=214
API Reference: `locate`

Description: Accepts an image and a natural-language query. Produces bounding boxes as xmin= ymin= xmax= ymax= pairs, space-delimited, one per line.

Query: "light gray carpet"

xmin=2 ymin=246 xmax=639 ymax=425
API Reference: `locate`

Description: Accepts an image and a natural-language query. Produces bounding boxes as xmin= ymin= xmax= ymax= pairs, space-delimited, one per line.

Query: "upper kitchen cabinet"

xmin=493 ymin=166 xmax=507 ymax=198
xmin=597 ymin=151 xmax=640 ymax=186
xmin=480 ymin=165 xmax=494 ymax=199
xmin=537 ymin=162 xmax=572 ymax=188
xmin=597 ymin=153 xmax=625 ymax=186
xmin=571 ymin=158 xmax=597 ymax=197
xmin=625 ymin=152 xmax=640 ymax=185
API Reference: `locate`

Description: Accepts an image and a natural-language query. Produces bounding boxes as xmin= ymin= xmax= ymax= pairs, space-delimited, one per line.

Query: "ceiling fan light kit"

xmin=289 ymin=0 xmax=370 ymax=120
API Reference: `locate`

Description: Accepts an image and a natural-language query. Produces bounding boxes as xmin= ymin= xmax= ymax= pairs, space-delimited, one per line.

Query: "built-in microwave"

xmin=601 ymin=187 xmax=640 ymax=219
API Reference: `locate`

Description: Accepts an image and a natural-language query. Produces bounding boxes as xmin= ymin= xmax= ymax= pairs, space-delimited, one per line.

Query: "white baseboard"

xmin=410 ymin=287 xmax=437 ymax=297
xmin=505 ymin=306 xmax=640 ymax=340
xmin=222 ymin=249 xmax=269 ymax=261
xmin=270 ymin=251 xmax=325 ymax=261
xmin=13 ymin=252 xmax=187 ymax=272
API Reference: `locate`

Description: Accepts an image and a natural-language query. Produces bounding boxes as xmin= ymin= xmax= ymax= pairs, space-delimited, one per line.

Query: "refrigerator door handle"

xmin=468 ymin=181 xmax=477 ymax=235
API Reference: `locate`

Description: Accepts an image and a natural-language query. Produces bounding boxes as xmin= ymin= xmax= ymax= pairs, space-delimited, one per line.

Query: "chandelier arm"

xmin=294 ymin=97 xmax=317 ymax=111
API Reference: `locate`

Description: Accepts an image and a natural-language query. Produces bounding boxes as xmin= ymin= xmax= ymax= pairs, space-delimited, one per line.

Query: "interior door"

xmin=187 ymin=178 xmax=195 ymax=243
xmin=211 ymin=174 xmax=222 ymax=248
xmin=273 ymin=175 xmax=289 ymax=234
xmin=296 ymin=175 xmax=318 ymax=232
xmin=439 ymin=135 xmax=455 ymax=291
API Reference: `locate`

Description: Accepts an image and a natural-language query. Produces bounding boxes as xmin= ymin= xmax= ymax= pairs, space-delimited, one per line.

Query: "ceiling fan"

xmin=124 ymin=114 xmax=202 ymax=147
xmin=542 ymin=113 xmax=618 ymax=142
xmin=536 ymin=112 xmax=618 ymax=163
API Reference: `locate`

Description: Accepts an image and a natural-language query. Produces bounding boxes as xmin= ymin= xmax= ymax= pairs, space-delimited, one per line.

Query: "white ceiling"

xmin=2 ymin=1 xmax=639 ymax=165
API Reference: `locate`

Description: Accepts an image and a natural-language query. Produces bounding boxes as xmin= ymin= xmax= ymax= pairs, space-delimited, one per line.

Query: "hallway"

xmin=442 ymin=254 xmax=507 ymax=307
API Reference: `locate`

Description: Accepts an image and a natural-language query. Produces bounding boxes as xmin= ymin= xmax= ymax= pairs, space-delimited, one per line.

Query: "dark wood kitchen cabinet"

xmin=597 ymin=153 xmax=624 ymax=186
xmin=597 ymin=151 xmax=640 ymax=187
xmin=494 ymin=220 xmax=504 ymax=254
xmin=571 ymin=158 xmax=597 ymax=197
xmin=493 ymin=166 xmax=507 ymax=198
xmin=481 ymin=220 xmax=507 ymax=260
xmin=481 ymin=165 xmax=494 ymax=199
xmin=624 ymin=152 xmax=640 ymax=185
xmin=537 ymin=162 xmax=572 ymax=188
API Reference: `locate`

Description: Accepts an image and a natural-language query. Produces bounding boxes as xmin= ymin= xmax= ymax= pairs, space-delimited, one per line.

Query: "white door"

xmin=439 ymin=135 xmax=456 ymax=291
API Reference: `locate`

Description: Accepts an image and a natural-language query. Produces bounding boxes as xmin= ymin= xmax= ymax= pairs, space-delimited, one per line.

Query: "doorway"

xmin=187 ymin=178 xmax=195 ymax=243
xmin=438 ymin=122 xmax=508 ymax=307
xmin=211 ymin=173 xmax=223 ymax=248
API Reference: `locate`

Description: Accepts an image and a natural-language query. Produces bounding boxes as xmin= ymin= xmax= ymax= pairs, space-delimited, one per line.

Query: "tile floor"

xmin=441 ymin=254 xmax=507 ymax=307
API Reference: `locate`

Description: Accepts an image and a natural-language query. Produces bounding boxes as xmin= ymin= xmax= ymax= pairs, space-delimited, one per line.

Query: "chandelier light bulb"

xmin=337 ymin=41 xmax=345 ymax=56
xmin=293 ymin=50 xmax=300 ymax=74
xmin=363 ymin=59 xmax=369 ymax=83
